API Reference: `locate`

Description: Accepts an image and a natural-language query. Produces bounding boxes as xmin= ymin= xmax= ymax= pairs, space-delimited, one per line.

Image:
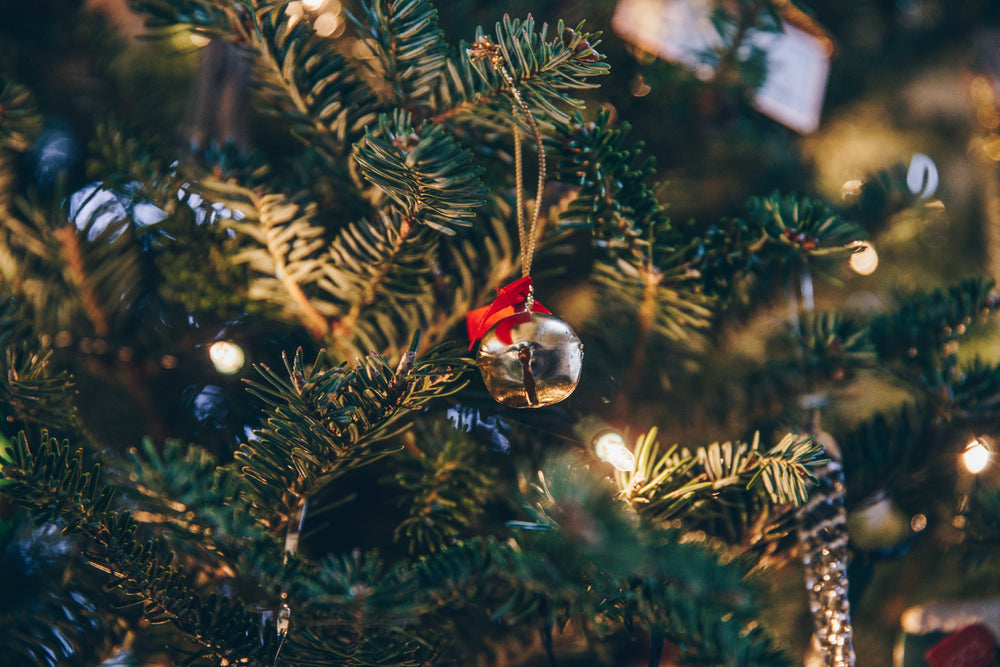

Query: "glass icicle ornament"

xmin=797 ymin=426 xmax=856 ymax=667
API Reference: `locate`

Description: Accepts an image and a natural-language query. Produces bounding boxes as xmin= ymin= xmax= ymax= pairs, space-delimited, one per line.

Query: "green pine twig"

xmin=0 ymin=431 xmax=282 ymax=665
xmin=617 ymin=429 xmax=825 ymax=545
xmin=236 ymin=344 xmax=471 ymax=535
xmin=354 ymin=109 xmax=486 ymax=234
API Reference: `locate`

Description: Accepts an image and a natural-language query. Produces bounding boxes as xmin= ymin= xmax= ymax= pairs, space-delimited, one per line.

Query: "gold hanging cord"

xmin=469 ymin=36 xmax=546 ymax=310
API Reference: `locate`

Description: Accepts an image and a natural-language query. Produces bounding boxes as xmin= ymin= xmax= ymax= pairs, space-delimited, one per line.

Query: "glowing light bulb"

xmin=847 ymin=240 xmax=878 ymax=275
xmin=209 ymin=341 xmax=245 ymax=375
xmin=963 ymin=438 xmax=991 ymax=474
xmin=301 ymin=0 xmax=325 ymax=11
xmin=594 ymin=431 xmax=636 ymax=472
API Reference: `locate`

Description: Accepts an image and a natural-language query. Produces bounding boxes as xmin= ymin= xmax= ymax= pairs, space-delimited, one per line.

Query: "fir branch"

xmin=249 ymin=0 xmax=380 ymax=155
xmin=612 ymin=531 xmax=793 ymax=667
xmin=129 ymin=0 xmax=378 ymax=158
xmin=232 ymin=195 xmax=421 ymax=356
xmin=231 ymin=184 xmax=507 ymax=359
xmin=230 ymin=191 xmax=331 ymax=338
xmin=963 ymin=485 xmax=1000 ymax=555
xmin=550 ymin=110 xmax=665 ymax=245
xmin=0 ymin=76 xmax=42 ymax=153
xmin=742 ymin=192 xmax=866 ymax=266
xmin=683 ymin=216 xmax=761 ymax=305
xmin=710 ymin=0 xmax=783 ymax=89
xmin=86 ymin=122 xmax=187 ymax=205
xmin=617 ymin=429 xmax=825 ymax=544
xmin=868 ymin=277 xmax=998 ymax=367
xmin=748 ymin=433 xmax=826 ymax=505
xmin=236 ymin=344 xmax=471 ymax=534
xmin=231 ymin=186 xmax=429 ymax=352
xmin=519 ymin=458 xmax=792 ymax=665
xmin=618 ymin=560 xmax=792 ymax=667
xmin=545 ymin=112 xmax=720 ymax=380
xmin=0 ymin=431 xmax=282 ymax=665
xmin=949 ymin=358 xmax=1000 ymax=420
xmin=354 ymin=110 xmax=486 ymax=234
xmin=592 ymin=224 xmax=715 ymax=343
xmin=321 ymin=209 xmax=433 ymax=351
xmin=838 ymin=405 xmax=935 ymax=507
xmin=0 ymin=77 xmax=42 ymax=218
xmin=287 ymin=538 xmax=551 ymax=664
xmin=388 ymin=421 xmax=500 ymax=554
xmin=347 ymin=0 xmax=449 ymax=109
xmin=52 ymin=225 xmax=112 ymax=337
xmin=125 ymin=0 xmax=230 ymax=34
xmin=429 ymin=15 xmax=607 ymax=128
xmin=344 ymin=196 xmax=519 ymax=361
xmin=0 ymin=300 xmax=78 ymax=432
xmin=0 ymin=191 xmax=146 ymax=337
xmin=334 ymin=202 xmax=516 ymax=361
xmin=124 ymin=439 xmax=283 ymax=571
xmin=0 ymin=584 xmax=118 ymax=666
xmin=287 ymin=551 xmax=430 ymax=666
xmin=790 ymin=310 xmax=876 ymax=381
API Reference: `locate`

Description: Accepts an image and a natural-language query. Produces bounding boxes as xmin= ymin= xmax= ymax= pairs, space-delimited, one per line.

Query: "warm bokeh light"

xmin=840 ymin=178 xmax=863 ymax=198
xmin=314 ymin=11 xmax=341 ymax=37
xmin=629 ymin=74 xmax=651 ymax=97
xmin=963 ymin=438 xmax=991 ymax=474
xmin=285 ymin=1 xmax=304 ymax=28
xmin=847 ymin=240 xmax=878 ymax=275
xmin=301 ymin=0 xmax=325 ymax=11
xmin=209 ymin=341 xmax=245 ymax=375
xmin=189 ymin=32 xmax=211 ymax=47
xmin=594 ymin=430 xmax=636 ymax=472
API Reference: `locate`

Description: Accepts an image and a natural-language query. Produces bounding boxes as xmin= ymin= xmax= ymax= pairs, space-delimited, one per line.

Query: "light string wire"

xmin=271 ymin=499 xmax=307 ymax=665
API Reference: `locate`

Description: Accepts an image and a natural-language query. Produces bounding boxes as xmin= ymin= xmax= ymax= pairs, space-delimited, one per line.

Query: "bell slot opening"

xmin=517 ymin=344 xmax=539 ymax=406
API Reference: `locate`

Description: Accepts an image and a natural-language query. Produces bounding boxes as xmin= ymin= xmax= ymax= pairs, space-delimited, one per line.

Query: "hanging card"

xmin=612 ymin=0 xmax=833 ymax=133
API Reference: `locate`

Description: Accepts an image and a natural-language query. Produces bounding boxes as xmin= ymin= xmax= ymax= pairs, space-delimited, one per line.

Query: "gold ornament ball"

xmin=477 ymin=312 xmax=583 ymax=408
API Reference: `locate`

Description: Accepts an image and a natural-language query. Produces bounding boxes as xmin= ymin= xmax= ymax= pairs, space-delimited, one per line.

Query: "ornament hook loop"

xmin=524 ymin=283 xmax=535 ymax=313
xmin=472 ymin=35 xmax=545 ymax=281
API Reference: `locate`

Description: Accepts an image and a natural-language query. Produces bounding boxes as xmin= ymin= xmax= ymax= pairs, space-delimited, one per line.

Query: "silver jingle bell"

xmin=476 ymin=311 xmax=583 ymax=408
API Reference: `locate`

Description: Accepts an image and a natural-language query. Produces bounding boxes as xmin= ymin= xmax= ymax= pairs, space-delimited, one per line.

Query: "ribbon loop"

xmin=466 ymin=277 xmax=550 ymax=348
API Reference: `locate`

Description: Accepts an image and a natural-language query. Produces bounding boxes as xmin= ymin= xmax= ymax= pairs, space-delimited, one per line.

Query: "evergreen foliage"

xmin=1 ymin=0 xmax=1000 ymax=665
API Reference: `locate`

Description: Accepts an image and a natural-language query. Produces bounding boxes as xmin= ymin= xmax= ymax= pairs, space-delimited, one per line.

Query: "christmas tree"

xmin=3 ymin=0 xmax=1000 ymax=665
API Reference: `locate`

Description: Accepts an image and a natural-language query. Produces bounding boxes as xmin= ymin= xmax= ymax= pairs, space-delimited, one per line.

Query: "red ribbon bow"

xmin=466 ymin=276 xmax=550 ymax=349
xmin=926 ymin=624 xmax=997 ymax=667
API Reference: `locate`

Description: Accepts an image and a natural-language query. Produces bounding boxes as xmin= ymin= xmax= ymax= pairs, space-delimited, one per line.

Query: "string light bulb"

xmin=594 ymin=430 xmax=636 ymax=472
xmin=209 ymin=340 xmax=245 ymax=375
xmin=963 ymin=437 xmax=991 ymax=474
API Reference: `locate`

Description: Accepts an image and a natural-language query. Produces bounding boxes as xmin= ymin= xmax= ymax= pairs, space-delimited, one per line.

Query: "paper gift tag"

xmin=612 ymin=0 xmax=833 ymax=133
xmin=750 ymin=20 xmax=832 ymax=133
xmin=612 ymin=0 xmax=720 ymax=80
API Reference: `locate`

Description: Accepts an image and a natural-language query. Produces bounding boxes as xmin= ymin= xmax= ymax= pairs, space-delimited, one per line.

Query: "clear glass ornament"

xmin=477 ymin=312 xmax=582 ymax=408
xmin=797 ymin=430 xmax=856 ymax=667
